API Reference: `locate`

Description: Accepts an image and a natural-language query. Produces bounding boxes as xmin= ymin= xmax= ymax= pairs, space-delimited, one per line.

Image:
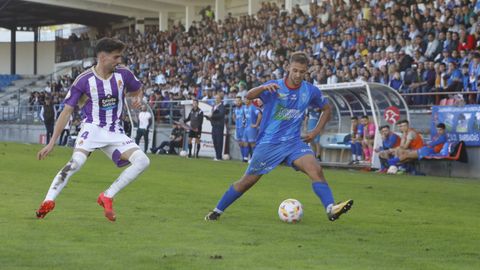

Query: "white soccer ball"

xmin=278 ymin=199 xmax=304 ymax=223
xmin=387 ymin=165 xmax=398 ymax=174
xmin=222 ymin=154 xmax=230 ymax=160
xmin=179 ymin=150 xmax=188 ymax=157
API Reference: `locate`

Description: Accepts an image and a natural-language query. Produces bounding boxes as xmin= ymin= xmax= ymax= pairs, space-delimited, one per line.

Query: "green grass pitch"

xmin=0 ymin=142 xmax=479 ymax=270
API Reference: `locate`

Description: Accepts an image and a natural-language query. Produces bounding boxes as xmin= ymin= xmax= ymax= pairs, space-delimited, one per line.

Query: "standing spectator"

xmin=59 ymin=115 xmax=73 ymax=146
xmin=205 ymin=94 xmax=225 ymax=161
xmin=184 ymin=99 xmax=204 ymax=158
xmin=135 ymin=105 xmax=152 ymax=153
xmin=360 ymin=115 xmax=376 ymax=162
xmin=40 ymin=98 xmax=56 ymax=144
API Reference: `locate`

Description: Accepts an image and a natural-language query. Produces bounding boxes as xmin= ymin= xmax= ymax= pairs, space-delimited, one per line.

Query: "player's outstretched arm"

xmin=37 ymin=105 xmax=74 ymax=160
xmin=246 ymin=83 xmax=280 ymax=100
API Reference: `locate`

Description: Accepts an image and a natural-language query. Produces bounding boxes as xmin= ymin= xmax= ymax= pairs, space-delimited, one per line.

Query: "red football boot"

xmin=97 ymin=193 xmax=116 ymax=222
xmin=36 ymin=200 xmax=55 ymax=219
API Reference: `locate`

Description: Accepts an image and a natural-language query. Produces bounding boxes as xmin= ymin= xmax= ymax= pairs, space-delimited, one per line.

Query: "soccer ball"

xmin=179 ymin=150 xmax=188 ymax=157
xmin=278 ymin=199 xmax=303 ymax=223
xmin=387 ymin=165 xmax=398 ymax=174
xmin=222 ymin=154 xmax=230 ymax=160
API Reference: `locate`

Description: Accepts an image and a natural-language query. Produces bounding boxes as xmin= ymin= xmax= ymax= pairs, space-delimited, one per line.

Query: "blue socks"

xmin=215 ymin=185 xmax=243 ymax=213
xmin=215 ymin=182 xmax=334 ymax=214
xmin=388 ymin=157 xmax=400 ymax=166
xmin=241 ymin=146 xmax=249 ymax=160
xmin=312 ymin=182 xmax=335 ymax=210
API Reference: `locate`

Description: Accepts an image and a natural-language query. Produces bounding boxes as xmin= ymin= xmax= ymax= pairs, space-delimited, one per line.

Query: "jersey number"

xmin=80 ymin=131 xmax=89 ymax=140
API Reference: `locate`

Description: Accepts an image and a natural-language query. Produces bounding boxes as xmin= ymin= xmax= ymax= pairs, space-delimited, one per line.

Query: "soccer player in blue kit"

xmin=232 ymin=97 xmax=248 ymax=162
xmin=243 ymin=98 xmax=262 ymax=160
xmin=205 ymin=52 xmax=353 ymax=221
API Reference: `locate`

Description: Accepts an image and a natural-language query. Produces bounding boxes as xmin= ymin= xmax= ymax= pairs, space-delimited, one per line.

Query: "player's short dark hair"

xmin=436 ymin=123 xmax=446 ymax=129
xmin=379 ymin=125 xmax=390 ymax=131
xmin=192 ymin=99 xmax=199 ymax=103
xmin=396 ymin=119 xmax=409 ymax=125
xmin=361 ymin=115 xmax=369 ymax=120
xmin=289 ymin=52 xmax=309 ymax=65
xmin=351 ymin=116 xmax=358 ymax=120
xmin=95 ymin=37 xmax=126 ymax=55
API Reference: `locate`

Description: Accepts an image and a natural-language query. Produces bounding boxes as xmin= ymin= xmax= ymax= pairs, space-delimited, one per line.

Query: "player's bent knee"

xmin=69 ymin=151 xmax=88 ymax=171
xmin=129 ymin=150 xmax=150 ymax=171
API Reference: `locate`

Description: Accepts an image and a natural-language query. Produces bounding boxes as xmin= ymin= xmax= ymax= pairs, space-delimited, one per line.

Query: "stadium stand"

xmin=0 ymin=74 xmax=20 ymax=92
xmin=12 ymin=1 xmax=480 ymax=113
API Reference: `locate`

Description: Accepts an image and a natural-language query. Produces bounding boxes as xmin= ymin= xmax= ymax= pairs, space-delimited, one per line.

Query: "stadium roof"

xmin=0 ymin=0 xmax=213 ymax=29
xmin=0 ymin=0 xmax=127 ymax=28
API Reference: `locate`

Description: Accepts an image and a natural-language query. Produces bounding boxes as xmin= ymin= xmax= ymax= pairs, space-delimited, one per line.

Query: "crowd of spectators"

xmin=32 ymin=0 xmax=480 ymax=126
xmin=110 ymin=0 xmax=480 ymax=110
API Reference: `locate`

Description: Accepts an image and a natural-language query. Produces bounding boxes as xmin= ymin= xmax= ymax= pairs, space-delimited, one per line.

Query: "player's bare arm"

xmin=246 ymin=83 xmax=280 ymax=100
xmin=37 ymin=104 xmax=75 ymax=160
xmin=128 ymin=88 xmax=144 ymax=109
xmin=303 ymin=104 xmax=332 ymax=143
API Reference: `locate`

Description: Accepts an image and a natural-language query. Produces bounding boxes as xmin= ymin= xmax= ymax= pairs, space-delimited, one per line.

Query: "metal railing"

xmin=399 ymin=90 xmax=479 ymax=109
xmin=0 ymin=100 xmax=237 ymax=126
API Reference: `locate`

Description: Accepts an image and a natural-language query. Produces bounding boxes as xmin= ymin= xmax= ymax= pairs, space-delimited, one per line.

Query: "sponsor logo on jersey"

xmin=122 ymin=139 xmax=134 ymax=145
xmin=273 ymin=105 xmax=303 ymax=121
xmin=100 ymin=94 xmax=118 ymax=110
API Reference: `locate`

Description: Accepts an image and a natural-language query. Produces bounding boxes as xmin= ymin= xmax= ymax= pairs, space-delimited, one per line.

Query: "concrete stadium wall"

xmin=418 ymin=148 xmax=480 ymax=179
xmin=0 ymin=41 xmax=55 ymax=75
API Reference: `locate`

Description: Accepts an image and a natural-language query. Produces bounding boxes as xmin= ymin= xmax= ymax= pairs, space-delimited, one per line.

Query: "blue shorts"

xmin=307 ymin=120 xmax=321 ymax=143
xmin=245 ymin=141 xmax=314 ymax=175
xmin=243 ymin=127 xmax=258 ymax=143
xmin=235 ymin=127 xmax=245 ymax=142
xmin=417 ymin=147 xmax=435 ymax=160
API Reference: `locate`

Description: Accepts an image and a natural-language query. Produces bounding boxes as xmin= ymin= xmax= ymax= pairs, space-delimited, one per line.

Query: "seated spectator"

xmin=376 ymin=125 xmax=401 ymax=173
xmin=150 ymin=123 xmax=184 ymax=154
xmin=389 ymin=72 xmax=403 ymax=91
xmin=396 ymin=123 xmax=447 ymax=163
xmin=387 ymin=119 xmax=425 ymax=170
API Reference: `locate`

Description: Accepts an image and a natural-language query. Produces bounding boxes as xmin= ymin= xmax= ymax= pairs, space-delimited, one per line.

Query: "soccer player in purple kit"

xmin=35 ymin=38 xmax=150 ymax=222
xmin=205 ymin=52 xmax=353 ymax=222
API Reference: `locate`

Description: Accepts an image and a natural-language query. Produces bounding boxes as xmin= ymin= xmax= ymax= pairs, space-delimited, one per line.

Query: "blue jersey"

xmin=356 ymin=124 xmax=364 ymax=137
xmin=381 ymin=132 xmax=401 ymax=150
xmin=233 ymin=105 xmax=245 ymax=129
xmin=245 ymin=105 xmax=261 ymax=128
xmin=256 ymin=79 xmax=328 ymax=144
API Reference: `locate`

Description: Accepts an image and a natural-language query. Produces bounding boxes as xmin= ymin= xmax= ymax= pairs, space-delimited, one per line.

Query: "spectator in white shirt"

xmin=135 ymin=105 xmax=152 ymax=153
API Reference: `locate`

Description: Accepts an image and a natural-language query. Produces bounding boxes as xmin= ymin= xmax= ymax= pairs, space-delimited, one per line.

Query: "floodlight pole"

xmin=10 ymin=26 xmax=16 ymax=75
xmin=33 ymin=27 xmax=38 ymax=75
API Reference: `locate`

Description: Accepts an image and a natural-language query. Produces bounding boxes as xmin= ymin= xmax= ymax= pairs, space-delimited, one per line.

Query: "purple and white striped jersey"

xmin=64 ymin=66 xmax=142 ymax=133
